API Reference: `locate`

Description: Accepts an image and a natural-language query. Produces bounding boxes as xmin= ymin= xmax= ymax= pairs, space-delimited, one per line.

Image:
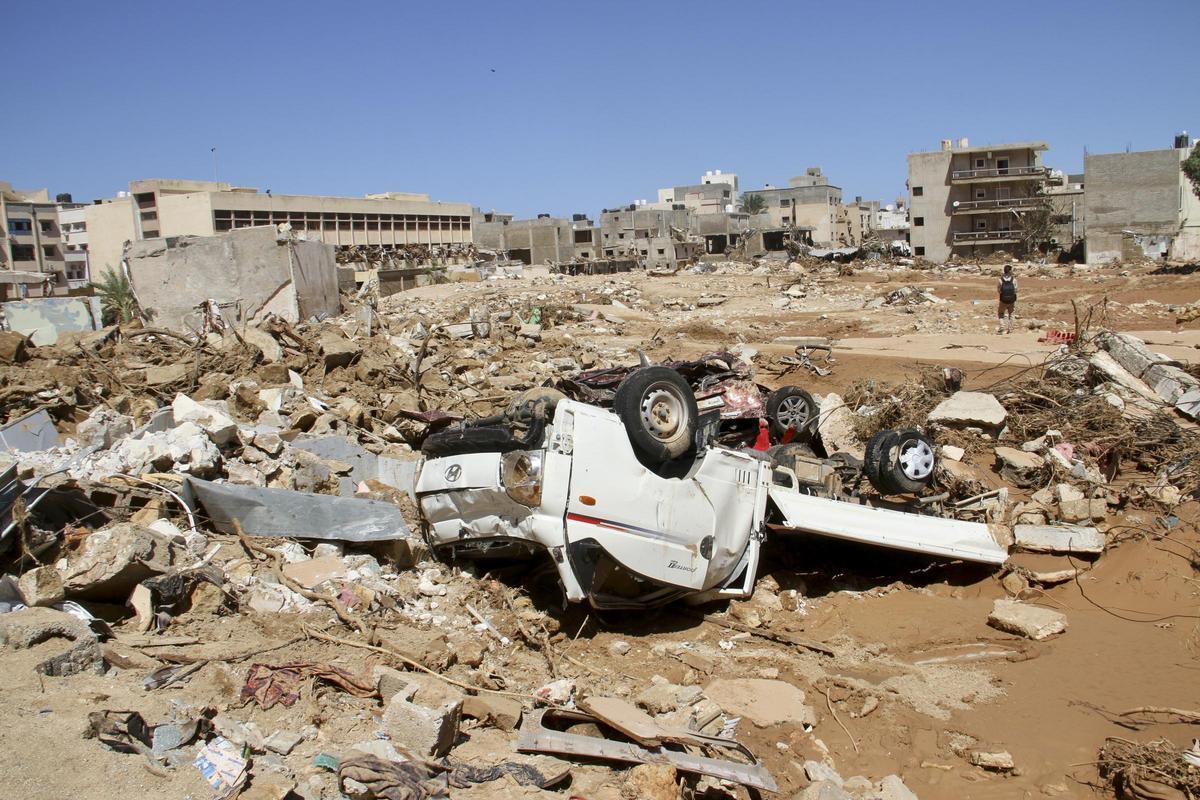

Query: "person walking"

xmin=997 ymin=264 xmax=1017 ymax=334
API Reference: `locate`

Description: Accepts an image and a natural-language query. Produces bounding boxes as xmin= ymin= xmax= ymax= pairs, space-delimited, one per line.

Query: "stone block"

xmin=1013 ymin=524 xmax=1104 ymax=554
xmin=172 ymin=394 xmax=238 ymax=445
xmin=18 ymin=565 xmax=64 ymax=607
xmin=987 ymin=599 xmax=1067 ymax=640
xmin=62 ymin=523 xmax=188 ymax=600
xmin=381 ymin=695 xmax=460 ymax=757
xmin=928 ymin=391 xmax=1007 ymax=428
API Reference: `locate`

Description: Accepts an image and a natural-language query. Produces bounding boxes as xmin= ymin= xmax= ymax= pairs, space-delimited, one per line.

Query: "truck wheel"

xmin=766 ymin=386 xmax=817 ymax=440
xmin=613 ymin=367 xmax=698 ymax=462
xmin=863 ymin=429 xmax=897 ymax=493
xmin=884 ymin=428 xmax=937 ymax=494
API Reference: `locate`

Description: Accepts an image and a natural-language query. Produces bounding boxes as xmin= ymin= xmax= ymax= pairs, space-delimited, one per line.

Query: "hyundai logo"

xmin=444 ymin=464 xmax=462 ymax=482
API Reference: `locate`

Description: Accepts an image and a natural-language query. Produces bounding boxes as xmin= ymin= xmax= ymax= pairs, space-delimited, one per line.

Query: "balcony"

xmin=951 ymin=165 xmax=1047 ymax=182
xmin=952 ymin=196 xmax=1047 ymax=214
xmin=952 ymin=230 xmax=1023 ymax=244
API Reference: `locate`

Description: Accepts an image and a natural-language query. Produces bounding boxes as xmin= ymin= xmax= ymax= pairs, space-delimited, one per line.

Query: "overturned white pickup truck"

xmin=415 ymin=369 xmax=1008 ymax=609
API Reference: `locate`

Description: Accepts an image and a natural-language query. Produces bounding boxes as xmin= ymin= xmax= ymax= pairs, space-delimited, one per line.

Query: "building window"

xmin=914 ymin=217 xmax=924 ymax=227
xmin=40 ymin=220 xmax=54 ymax=234
xmin=42 ymin=245 xmax=57 ymax=259
xmin=976 ymin=219 xmax=987 ymax=230
xmin=657 ymin=248 xmax=665 ymax=255
xmin=605 ymin=249 xmax=614 ymax=256
xmin=975 ymin=158 xmax=985 ymax=168
xmin=914 ymin=246 xmax=925 ymax=256
xmin=912 ymin=187 xmax=923 ymax=197
xmin=8 ymin=219 xmax=32 ymax=235
xmin=722 ymin=190 xmax=730 ymax=197
xmin=975 ymin=189 xmax=986 ymax=200
xmin=618 ymin=233 xmax=625 ymax=239
xmin=782 ymin=216 xmax=790 ymax=224
xmin=11 ymin=244 xmax=35 ymax=261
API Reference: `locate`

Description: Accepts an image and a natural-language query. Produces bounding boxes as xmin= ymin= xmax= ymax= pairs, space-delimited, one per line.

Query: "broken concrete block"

xmin=804 ymin=761 xmax=844 ymax=786
xmin=0 ymin=607 xmax=102 ymax=676
xmin=636 ymin=681 xmax=682 ymax=715
xmin=987 ymin=599 xmax=1067 ymax=640
xmin=1058 ymin=498 xmax=1106 ymax=523
xmin=994 ymin=447 xmax=1045 ymax=487
xmin=320 ymin=333 xmax=361 ymax=370
xmin=609 ymin=640 xmax=631 ymax=656
xmin=1054 ymin=483 xmax=1084 ymax=504
xmin=877 ymin=774 xmax=920 ymax=800
xmin=940 ymin=445 xmax=965 ymax=462
xmin=968 ymin=748 xmax=1015 ymax=771
xmin=253 ymin=431 xmax=285 ymax=456
xmin=797 ymin=782 xmax=852 ymax=800
xmin=62 ymin=523 xmax=189 ymax=600
xmin=703 ymin=678 xmax=816 ymax=728
xmin=381 ymin=695 xmax=460 ymax=757
xmin=928 ymin=391 xmax=1007 ymax=428
xmin=172 ymin=394 xmax=237 ymax=445
xmin=225 ymin=460 xmax=267 ymax=487
xmin=75 ymin=407 xmax=134 ymax=451
xmin=145 ymin=363 xmax=189 ymax=387
xmin=241 ymin=327 xmax=283 ymax=363
xmin=461 ymin=694 xmax=522 ymax=731
xmin=17 ymin=565 xmax=65 ymax=607
xmin=0 ymin=331 xmax=30 ymax=364
xmin=1088 ymin=351 xmax=1161 ymax=403
xmin=1013 ymin=524 xmax=1104 ymax=554
xmin=264 ymin=729 xmax=303 ymax=755
xmin=817 ymin=393 xmax=863 ymax=459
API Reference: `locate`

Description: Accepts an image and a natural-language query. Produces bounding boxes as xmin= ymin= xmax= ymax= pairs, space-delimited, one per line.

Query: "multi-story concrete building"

xmin=741 ymin=168 xmax=843 ymax=246
xmin=1084 ymin=136 xmax=1200 ymax=264
xmin=57 ymin=203 xmax=91 ymax=289
xmin=599 ymin=206 xmax=700 ymax=268
xmin=471 ymin=211 xmax=600 ymax=264
xmin=907 ymin=139 xmax=1050 ymax=261
xmin=86 ymin=179 xmax=473 ymax=276
xmin=0 ymin=182 xmax=67 ymax=299
xmin=841 ymin=197 xmax=879 ymax=246
xmin=875 ymin=201 xmax=911 ymax=246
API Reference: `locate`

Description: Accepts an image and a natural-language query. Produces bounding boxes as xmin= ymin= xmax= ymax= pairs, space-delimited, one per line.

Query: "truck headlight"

xmin=501 ymin=449 xmax=543 ymax=507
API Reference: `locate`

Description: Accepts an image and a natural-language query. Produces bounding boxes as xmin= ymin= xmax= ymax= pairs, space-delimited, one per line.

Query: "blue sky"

xmin=4 ymin=1 xmax=1197 ymax=217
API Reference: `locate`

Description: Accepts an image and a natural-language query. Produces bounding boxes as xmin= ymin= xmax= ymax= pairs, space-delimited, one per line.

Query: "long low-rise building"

xmin=86 ymin=179 xmax=472 ymax=276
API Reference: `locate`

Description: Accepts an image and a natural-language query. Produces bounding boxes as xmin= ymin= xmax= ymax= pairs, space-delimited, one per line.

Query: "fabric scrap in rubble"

xmin=241 ymin=661 xmax=376 ymax=709
xmin=337 ymin=754 xmax=560 ymax=800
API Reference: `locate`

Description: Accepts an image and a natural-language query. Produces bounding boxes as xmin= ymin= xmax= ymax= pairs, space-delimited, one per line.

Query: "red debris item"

xmin=241 ymin=662 xmax=376 ymax=709
xmin=780 ymin=426 xmax=796 ymax=444
xmin=1054 ymin=442 xmax=1075 ymax=462
xmin=751 ymin=419 xmax=771 ymax=451
xmin=1038 ymin=330 xmax=1077 ymax=344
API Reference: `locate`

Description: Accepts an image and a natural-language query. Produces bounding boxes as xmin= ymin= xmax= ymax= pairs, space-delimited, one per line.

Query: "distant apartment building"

xmin=599 ymin=206 xmax=700 ymax=268
xmin=57 ymin=203 xmax=91 ymax=289
xmin=654 ymin=170 xmax=740 ymax=213
xmin=1084 ymin=135 xmax=1200 ymax=264
xmin=0 ymin=182 xmax=68 ymax=299
xmin=85 ymin=179 xmax=473 ymax=276
xmin=471 ymin=210 xmax=600 ymax=264
xmin=875 ymin=200 xmax=910 ymax=245
xmin=841 ymin=197 xmax=879 ymax=245
xmin=907 ymin=138 xmax=1051 ymax=261
xmin=741 ymin=168 xmax=843 ymax=246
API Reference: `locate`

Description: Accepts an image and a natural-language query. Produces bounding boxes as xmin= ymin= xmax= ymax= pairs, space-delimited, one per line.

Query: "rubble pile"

xmin=0 ymin=256 xmax=1197 ymax=800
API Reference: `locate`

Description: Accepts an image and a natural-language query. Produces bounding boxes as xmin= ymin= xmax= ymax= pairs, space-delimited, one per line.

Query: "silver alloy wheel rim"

xmin=777 ymin=395 xmax=811 ymax=429
xmin=898 ymin=439 xmax=935 ymax=480
xmin=640 ymin=383 xmax=686 ymax=441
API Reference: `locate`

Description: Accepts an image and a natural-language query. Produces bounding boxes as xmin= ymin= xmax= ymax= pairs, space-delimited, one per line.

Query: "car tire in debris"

xmin=766 ymin=386 xmax=817 ymax=441
xmin=421 ymin=425 xmax=527 ymax=458
xmin=869 ymin=428 xmax=937 ymax=495
xmin=613 ymin=366 xmax=698 ymax=462
xmin=863 ymin=429 xmax=897 ymax=492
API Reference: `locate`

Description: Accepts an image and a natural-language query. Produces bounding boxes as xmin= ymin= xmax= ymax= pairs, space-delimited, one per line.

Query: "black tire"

xmin=863 ymin=429 xmax=897 ymax=493
xmin=881 ymin=428 xmax=937 ymax=495
xmin=421 ymin=425 xmax=525 ymax=458
xmin=613 ymin=366 xmax=698 ymax=462
xmin=766 ymin=442 xmax=817 ymax=469
xmin=766 ymin=386 xmax=817 ymax=441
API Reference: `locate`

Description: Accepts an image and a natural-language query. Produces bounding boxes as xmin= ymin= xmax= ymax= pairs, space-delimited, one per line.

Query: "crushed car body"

xmin=415 ymin=375 xmax=1009 ymax=609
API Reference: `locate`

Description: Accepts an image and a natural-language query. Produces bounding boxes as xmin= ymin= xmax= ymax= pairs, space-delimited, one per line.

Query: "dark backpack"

xmin=999 ymin=276 xmax=1017 ymax=303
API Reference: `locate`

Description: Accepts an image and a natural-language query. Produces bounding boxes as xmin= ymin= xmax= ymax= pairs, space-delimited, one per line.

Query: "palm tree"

xmin=741 ymin=194 xmax=767 ymax=215
xmin=93 ymin=267 xmax=141 ymax=325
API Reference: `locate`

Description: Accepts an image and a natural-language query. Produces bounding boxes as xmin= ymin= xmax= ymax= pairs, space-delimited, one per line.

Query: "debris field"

xmin=1 ymin=252 xmax=1199 ymax=800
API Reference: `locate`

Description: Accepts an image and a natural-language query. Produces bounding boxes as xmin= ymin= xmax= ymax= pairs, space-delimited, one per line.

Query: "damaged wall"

xmin=126 ymin=226 xmax=340 ymax=332
xmin=2 ymin=296 xmax=103 ymax=346
xmin=1084 ymin=147 xmax=1191 ymax=264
